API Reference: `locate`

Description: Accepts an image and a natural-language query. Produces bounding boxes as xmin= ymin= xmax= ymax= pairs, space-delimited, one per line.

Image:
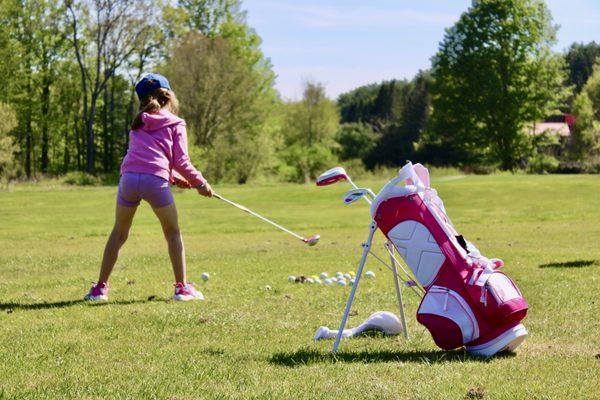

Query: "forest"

xmin=0 ymin=0 xmax=599 ymax=186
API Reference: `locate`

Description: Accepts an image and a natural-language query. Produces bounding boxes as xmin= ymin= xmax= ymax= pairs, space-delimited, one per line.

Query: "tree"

xmin=338 ymin=84 xmax=380 ymax=124
xmin=0 ymin=0 xmax=68 ymax=177
xmin=565 ymin=41 xmax=600 ymax=95
xmin=163 ymin=11 xmax=277 ymax=182
xmin=430 ymin=0 xmax=569 ymax=170
xmin=571 ymin=60 xmax=600 ymax=159
xmin=162 ymin=0 xmax=277 ymax=184
xmin=179 ymin=0 xmax=239 ymax=35
xmin=280 ymin=82 xmax=339 ymax=182
xmin=0 ymin=103 xmax=18 ymax=187
xmin=336 ymin=123 xmax=379 ymax=161
xmin=66 ymin=0 xmax=155 ymax=173
xmin=336 ymin=72 xmax=432 ymax=169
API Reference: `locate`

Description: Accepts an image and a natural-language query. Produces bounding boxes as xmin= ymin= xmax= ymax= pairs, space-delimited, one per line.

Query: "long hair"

xmin=130 ymin=87 xmax=180 ymax=130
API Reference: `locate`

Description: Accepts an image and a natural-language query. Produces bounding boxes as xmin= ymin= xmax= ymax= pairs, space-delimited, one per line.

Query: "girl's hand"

xmin=196 ymin=182 xmax=214 ymax=197
xmin=172 ymin=176 xmax=192 ymax=189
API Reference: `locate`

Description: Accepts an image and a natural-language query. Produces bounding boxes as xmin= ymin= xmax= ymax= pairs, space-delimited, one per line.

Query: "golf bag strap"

xmin=379 ymin=162 xmax=427 ymax=196
xmin=468 ymin=266 xmax=495 ymax=287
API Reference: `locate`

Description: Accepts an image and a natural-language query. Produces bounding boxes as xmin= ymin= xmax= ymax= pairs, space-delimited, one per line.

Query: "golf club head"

xmin=316 ymin=167 xmax=348 ymax=186
xmin=342 ymin=188 xmax=370 ymax=205
xmin=303 ymin=234 xmax=320 ymax=246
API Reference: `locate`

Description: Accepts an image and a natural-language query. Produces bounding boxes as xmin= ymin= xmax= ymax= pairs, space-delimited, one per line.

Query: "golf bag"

xmin=371 ymin=163 xmax=528 ymax=356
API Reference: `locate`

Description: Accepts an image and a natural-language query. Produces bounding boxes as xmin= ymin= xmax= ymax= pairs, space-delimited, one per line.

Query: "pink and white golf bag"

xmin=371 ymin=163 xmax=528 ymax=356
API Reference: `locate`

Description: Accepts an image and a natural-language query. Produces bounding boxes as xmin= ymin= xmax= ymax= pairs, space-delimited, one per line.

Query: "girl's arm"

xmin=171 ymin=124 xmax=206 ymax=188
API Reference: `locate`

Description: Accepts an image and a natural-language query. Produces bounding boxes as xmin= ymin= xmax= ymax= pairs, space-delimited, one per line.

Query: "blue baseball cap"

xmin=135 ymin=73 xmax=171 ymax=100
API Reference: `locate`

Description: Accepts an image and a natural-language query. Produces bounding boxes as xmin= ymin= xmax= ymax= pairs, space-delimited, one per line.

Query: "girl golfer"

xmin=85 ymin=73 xmax=212 ymax=302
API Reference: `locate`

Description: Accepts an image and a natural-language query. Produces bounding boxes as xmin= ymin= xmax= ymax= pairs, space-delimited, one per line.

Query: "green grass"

xmin=1 ymin=174 xmax=599 ymax=399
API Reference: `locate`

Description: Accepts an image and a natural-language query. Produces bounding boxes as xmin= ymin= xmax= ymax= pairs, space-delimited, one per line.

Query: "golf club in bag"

xmin=317 ymin=163 xmax=528 ymax=356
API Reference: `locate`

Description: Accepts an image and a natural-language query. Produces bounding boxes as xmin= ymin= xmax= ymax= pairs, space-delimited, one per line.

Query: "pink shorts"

xmin=117 ymin=172 xmax=174 ymax=208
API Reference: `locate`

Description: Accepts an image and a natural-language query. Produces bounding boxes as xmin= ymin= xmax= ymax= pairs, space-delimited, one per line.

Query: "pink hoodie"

xmin=120 ymin=109 xmax=206 ymax=187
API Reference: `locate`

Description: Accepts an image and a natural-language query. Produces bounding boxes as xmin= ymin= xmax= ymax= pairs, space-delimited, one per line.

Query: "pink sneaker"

xmin=174 ymin=282 xmax=204 ymax=301
xmin=84 ymin=282 xmax=108 ymax=302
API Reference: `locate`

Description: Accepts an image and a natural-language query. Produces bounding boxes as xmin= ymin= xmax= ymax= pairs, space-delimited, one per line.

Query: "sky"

xmin=243 ymin=0 xmax=600 ymax=100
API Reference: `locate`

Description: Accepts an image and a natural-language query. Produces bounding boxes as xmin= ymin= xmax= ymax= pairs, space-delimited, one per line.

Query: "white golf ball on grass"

xmin=319 ymin=272 xmax=329 ymax=280
xmin=365 ymin=271 xmax=375 ymax=279
xmin=288 ymin=275 xmax=296 ymax=282
xmin=337 ymin=279 xmax=347 ymax=286
xmin=324 ymin=278 xmax=333 ymax=285
xmin=201 ymin=272 xmax=210 ymax=281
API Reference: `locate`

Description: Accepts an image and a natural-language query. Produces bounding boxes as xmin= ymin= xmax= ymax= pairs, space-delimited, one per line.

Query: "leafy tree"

xmin=0 ymin=0 xmax=68 ymax=177
xmin=338 ymin=84 xmax=380 ymax=124
xmin=370 ymin=73 xmax=432 ymax=167
xmin=565 ymin=41 xmax=600 ymax=95
xmin=66 ymin=0 xmax=156 ymax=173
xmin=163 ymin=14 xmax=276 ymax=183
xmin=571 ymin=60 xmax=600 ymax=159
xmin=280 ymin=82 xmax=339 ymax=182
xmin=336 ymin=123 xmax=379 ymax=161
xmin=179 ymin=0 xmax=239 ymax=35
xmin=430 ymin=0 xmax=569 ymax=170
xmin=336 ymin=72 xmax=432 ymax=168
xmin=0 ymin=103 xmax=18 ymax=187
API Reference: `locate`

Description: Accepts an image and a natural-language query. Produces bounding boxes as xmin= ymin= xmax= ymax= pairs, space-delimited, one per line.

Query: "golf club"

xmin=316 ymin=166 xmax=372 ymax=204
xmin=342 ymin=188 xmax=376 ymax=205
xmin=213 ymin=193 xmax=320 ymax=246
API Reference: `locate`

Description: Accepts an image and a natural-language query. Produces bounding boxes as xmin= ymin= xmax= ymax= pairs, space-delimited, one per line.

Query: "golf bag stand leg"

xmin=332 ymin=221 xmax=377 ymax=353
xmin=385 ymin=241 xmax=409 ymax=340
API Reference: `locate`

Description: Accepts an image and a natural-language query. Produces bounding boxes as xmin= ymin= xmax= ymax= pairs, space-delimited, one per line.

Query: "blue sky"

xmin=243 ymin=0 xmax=600 ymax=99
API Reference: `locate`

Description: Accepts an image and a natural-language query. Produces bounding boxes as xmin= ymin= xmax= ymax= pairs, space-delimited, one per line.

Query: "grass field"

xmin=1 ymin=174 xmax=599 ymax=399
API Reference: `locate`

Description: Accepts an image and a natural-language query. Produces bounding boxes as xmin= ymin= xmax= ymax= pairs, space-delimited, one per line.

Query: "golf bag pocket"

xmin=475 ymin=272 xmax=528 ymax=324
xmin=417 ymin=286 xmax=479 ymax=350
xmin=386 ymin=220 xmax=446 ymax=287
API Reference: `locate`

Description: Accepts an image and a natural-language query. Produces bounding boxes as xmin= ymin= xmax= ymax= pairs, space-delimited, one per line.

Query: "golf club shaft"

xmin=346 ymin=177 xmax=372 ymax=204
xmin=213 ymin=193 xmax=306 ymax=242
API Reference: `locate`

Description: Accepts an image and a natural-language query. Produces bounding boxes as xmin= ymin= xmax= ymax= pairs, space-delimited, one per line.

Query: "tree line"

xmin=0 ymin=0 xmax=599 ymax=188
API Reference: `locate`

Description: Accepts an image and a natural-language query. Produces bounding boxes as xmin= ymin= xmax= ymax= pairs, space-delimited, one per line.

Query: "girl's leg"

xmin=152 ymin=203 xmax=186 ymax=283
xmin=98 ymin=204 xmax=138 ymax=283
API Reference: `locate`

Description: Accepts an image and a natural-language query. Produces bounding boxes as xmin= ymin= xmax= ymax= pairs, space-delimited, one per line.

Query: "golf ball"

xmin=324 ymin=278 xmax=333 ymax=285
xmin=335 ymin=271 xmax=344 ymax=278
xmin=365 ymin=271 xmax=375 ymax=279
xmin=288 ymin=275 xmax=296 ymax=282
xmin=314 ymin=278 xmax=322 ymax=284
xmin=330 ymin=277 xmax=338 ymax=282
xmin=201 ymin=272 xmax=210 ymax=281
xmin=343 ymin=273 xmax=351 ymax=280
xmin=319 ymin=272 xmax=329 ymax=279
xmin=349 ymin=278 xmax=356 ymax=286
xmin=337 ymin=279 xmax=347 ymax=286
xmin=305 ymin=278 xmax=314 ymax=284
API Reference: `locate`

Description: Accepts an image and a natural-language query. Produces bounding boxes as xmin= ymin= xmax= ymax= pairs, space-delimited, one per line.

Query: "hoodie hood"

xmin=140 ymin=109 xmax=185 ymax=132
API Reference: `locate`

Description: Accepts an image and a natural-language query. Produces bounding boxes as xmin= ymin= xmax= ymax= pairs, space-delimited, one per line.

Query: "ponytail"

xmin=130 ymin=87 xmax=180 ymax=130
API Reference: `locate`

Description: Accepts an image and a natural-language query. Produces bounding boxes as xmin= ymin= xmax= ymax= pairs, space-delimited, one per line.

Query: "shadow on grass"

xmin=269 ymin=348 xmax=515 ymax=367
xmin=0 ymin=298 xmax=159 ymax=311
xmin=539 ymin=260 xmax=598 ymax=269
